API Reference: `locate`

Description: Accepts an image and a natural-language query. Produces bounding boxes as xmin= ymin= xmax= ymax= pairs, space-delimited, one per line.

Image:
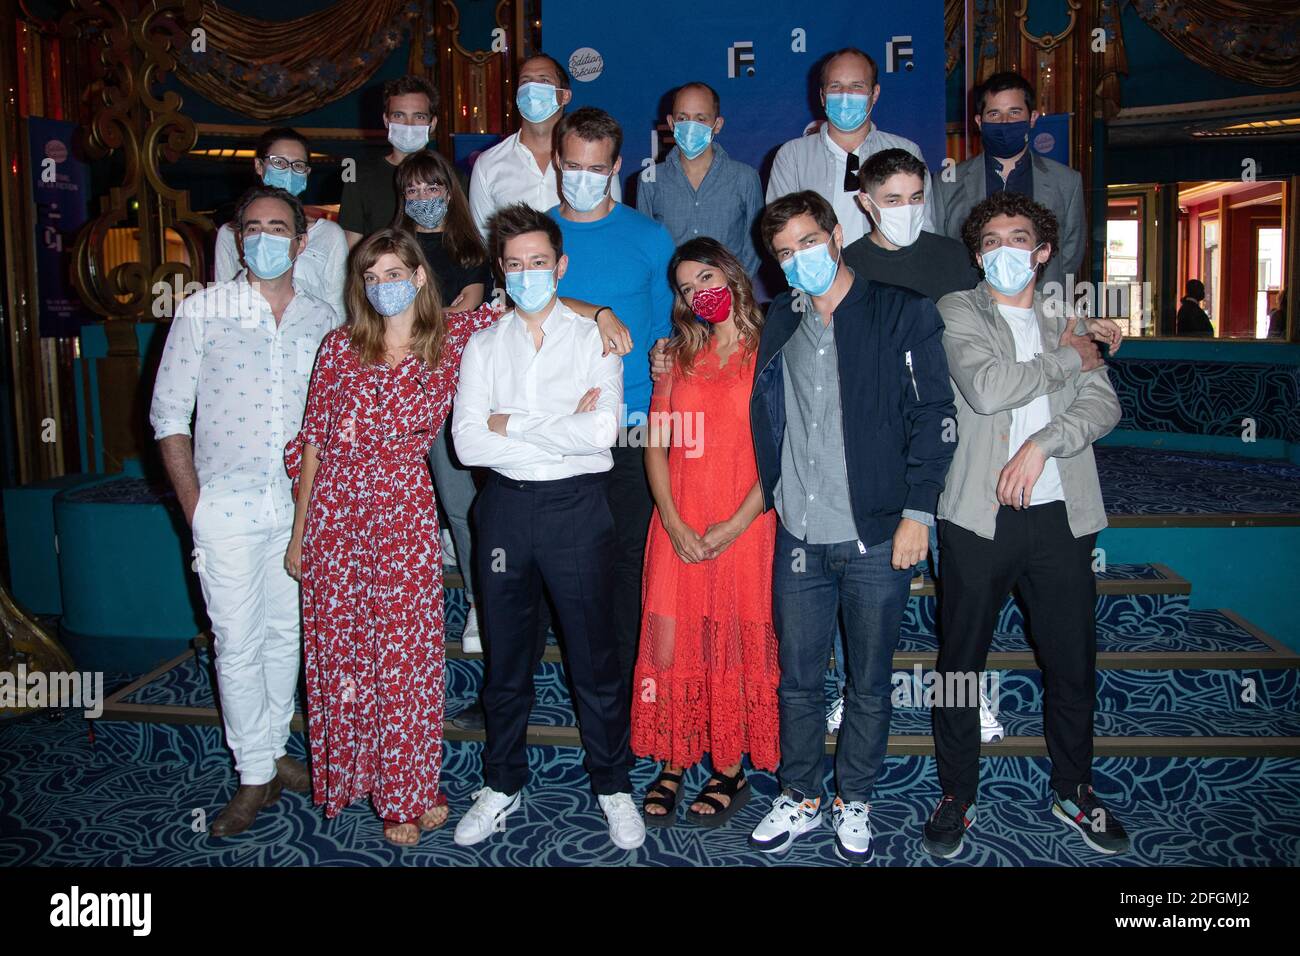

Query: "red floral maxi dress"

xmin=630 ymin=341 xmax=780 ymax=772
xmin=286 ymin=303 xmax=498 ymax=822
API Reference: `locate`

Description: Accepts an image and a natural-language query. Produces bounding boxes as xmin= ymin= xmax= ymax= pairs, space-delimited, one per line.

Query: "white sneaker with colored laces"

xmin=453 ymin=787 xmax=521 ymax=847
xmin=460 ymin=604 xmax=482 ymax=654
xmin=826 ymin=696 xmax=844 ymax=734
xmin=831 ymin=797 xmax=874 ymax=863
xmin=749 ymin=792 xmax=823 ymax=854
xmin=598 ymin=792 xmax=646 ymax=850
xmin=979 ymin=690 xmax=1005 ymax=744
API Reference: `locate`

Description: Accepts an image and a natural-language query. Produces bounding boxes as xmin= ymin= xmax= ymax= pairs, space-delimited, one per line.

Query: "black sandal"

xmin=642 ymin=768 xmax=686 ymax=828
xmin=685 ymin=768 xmax=750 ymax=828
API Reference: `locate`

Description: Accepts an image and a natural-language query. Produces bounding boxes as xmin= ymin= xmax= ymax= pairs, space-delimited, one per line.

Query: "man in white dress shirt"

xmin=467 ymin=53 xmax=621 ymax=239
xmin=151 ymin=185 xmax=339 ymax=838
xmin=212 ymin=127 xmax=348 ymax=319
xmin=766 ymin=47 xmax=939 ymax=246
xmin=450 ymin=202 xmax=644 ymax=852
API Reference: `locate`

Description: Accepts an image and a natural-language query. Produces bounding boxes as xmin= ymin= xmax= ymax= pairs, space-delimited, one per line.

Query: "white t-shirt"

xmin=996 ymin=303 xmax=1064 ymax=505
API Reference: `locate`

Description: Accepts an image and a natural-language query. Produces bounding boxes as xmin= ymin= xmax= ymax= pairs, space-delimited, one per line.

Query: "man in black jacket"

xmin=745 ymin=190 xmax=957 ymax=862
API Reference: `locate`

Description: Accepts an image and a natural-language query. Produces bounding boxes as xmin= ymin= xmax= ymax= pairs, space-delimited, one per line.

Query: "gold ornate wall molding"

xmin=60 ymin=0 xmax=212 ymax=322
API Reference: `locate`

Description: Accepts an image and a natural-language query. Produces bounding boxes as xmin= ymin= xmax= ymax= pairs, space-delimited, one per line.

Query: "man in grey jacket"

xmin=923 ymin=191 xmax=1131 ymax=859
xmin=936 ymin=72 xmax=1084 ymax=290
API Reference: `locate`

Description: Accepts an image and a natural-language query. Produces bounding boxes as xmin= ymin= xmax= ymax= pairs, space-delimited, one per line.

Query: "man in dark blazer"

xmin=937 ymin=71 xmax=1085 ymax=291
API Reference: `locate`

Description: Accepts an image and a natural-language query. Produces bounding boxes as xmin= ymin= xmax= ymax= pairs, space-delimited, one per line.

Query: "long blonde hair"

xmin=666 ymin=238 xmax=764 ymax=374
xmin=346 ymin=228 xmax=447 ymax=367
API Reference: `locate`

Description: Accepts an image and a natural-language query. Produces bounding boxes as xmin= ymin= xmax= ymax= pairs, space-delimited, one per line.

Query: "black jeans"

xmin=934 ymin=501 xmax=1098 ymax=802
xmin=606 ymin=437 xmax=654 ymax=697
xmin=474 ymin=472 xmax=631 ymax=796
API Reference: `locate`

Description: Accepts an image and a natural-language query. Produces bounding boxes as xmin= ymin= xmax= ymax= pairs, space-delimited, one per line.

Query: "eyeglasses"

xmin=264 ymin=154 xmax=310 ymax=174
xmin=404 ymin=182 xmax=448 ymax=199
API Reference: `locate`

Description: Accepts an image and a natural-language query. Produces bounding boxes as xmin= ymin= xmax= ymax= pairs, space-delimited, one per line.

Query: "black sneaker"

xmin=450 ymin=700 xmax=486 ymax=732
xmin=1051 ymin=784 xmax=1130 ymax=855
xmin=922 ymin=794 xmax=976 ymax=858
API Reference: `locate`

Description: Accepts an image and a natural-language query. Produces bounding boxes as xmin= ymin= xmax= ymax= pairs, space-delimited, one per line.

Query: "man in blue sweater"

xmin=745 ymin=191 xmax=957 ymax=863
xmin=548 ymin=106 xmax=675 ymax=696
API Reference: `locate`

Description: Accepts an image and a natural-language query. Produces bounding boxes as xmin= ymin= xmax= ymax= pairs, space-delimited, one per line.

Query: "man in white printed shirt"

xmin=150 ymin=185 xmax=339 ymax=839
xmin=450 ymin=202 xmax=644 ymax=852
xmin=467 ymin=53 xmax=621 ymax=239
xmin=766 ymin=47 xmax=939 ymax=246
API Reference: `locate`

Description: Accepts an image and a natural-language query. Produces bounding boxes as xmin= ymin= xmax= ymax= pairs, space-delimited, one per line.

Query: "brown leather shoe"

xmin=209 ymin=777 xmax=282 ymax=838
xmin=275 ymin=755 xmax=311 ymax=793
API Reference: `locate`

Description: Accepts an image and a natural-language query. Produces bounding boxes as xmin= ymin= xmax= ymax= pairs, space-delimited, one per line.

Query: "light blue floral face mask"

xmin=242 ymin=232 xmax=294 ymax=279
xmin=366 ymin=278 xmax=420 ymax=316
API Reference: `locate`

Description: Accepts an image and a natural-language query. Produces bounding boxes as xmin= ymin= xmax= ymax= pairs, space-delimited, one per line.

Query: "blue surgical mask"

xmin=387 ymin=121 xmax=430 ymax=153
xmin=405 ymin=197 xmax=448 ymax=229
xmin=781 ymin=241 xmax=840 ymax=297
xmin=516 ymin=82 xmax=560 ymax=124
xmin=262 ymin=164 xmax=308 ymax=197
xmin=242 ymin=232 xmax=294 ymax=280
xmin=825 ymin=92 xmax=871 ymax=132
xmin=980 ymin=120 xmax=1031 ymax=159
xmin=561 ymin=168 xmax=611 ymax=212
xmin=366 ymin=278 xmax=420 ymax=316
xmin=980 ymin=243 xmax=1043 ymax=295
xmin=673 ymin=120 xmax=714 ymax=160
xmin=505 ymin=269 xmax=556 ymax=314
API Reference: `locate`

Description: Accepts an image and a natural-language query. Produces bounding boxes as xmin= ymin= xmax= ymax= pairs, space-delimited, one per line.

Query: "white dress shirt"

xmin=468 ymin=130 xmax=623 ymax=238
xmin=214 ymin=217 xmax=349 ymax=320
xmin=766 ymin=122 xmax=937 ymax=246
xmin=149 ymin=279 xmax=340 ymax=529
xmin=996 ymin=303 xmax=1065 ymax=505
xmin=452 ymin=298 xmax=623 ymax=481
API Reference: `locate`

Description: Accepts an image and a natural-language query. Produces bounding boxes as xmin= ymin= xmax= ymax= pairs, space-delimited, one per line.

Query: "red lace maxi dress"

xmin=630 ymin=341 xmax=780 ymax=772
xmin=286 ymin=303 xmax=497 ymax=822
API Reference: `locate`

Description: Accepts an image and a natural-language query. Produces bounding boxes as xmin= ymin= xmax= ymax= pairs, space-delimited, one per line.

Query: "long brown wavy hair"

xmin=346 ymin=228 xmax=447 ymax=367
xmin=389 ymin=150 xmax=488 ymax=271
xmin=666 ymin=237 xmax=764 ymax=374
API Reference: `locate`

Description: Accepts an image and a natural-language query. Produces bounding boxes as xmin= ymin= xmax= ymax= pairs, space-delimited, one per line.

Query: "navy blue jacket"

xmin=750 ymin=271 xmax=958 ymax=547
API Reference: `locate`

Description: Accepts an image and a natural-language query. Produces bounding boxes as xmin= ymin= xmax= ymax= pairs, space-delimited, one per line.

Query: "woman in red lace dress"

xmin=632 ymin=238 xmax=779 ymax=828
xmin=284 ymin=228 xmax=497 ymax=846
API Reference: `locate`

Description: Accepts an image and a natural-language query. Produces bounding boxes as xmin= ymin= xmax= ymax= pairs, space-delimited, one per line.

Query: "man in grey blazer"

xmin=923 ymin=192 xmax=1131 ymax=861
xmin=937 ymin=72 xmax=1085 ymax=290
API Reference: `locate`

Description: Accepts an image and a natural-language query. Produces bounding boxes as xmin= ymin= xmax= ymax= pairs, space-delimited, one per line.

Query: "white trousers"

xmin=192 ymin=513 xmax=300 ymax=786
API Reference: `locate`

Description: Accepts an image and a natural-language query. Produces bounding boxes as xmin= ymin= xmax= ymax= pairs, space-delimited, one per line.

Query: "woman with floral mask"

xmin=631 ymin=237 xmax=779 ymax=830
xmin=282 ymin=228 xmax=499 ymax=846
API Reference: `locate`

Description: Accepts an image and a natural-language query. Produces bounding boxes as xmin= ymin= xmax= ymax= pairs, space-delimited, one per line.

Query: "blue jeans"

xmin=774 ymin=523 xmax=913 ymax=803
xmin=829 ymin=522 xmax=939 ymax=695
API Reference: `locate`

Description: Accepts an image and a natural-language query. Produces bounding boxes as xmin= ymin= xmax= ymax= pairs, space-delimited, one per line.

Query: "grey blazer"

xmin=937 ymin=151 xmax=1086 ymax=290
xmin=936 ymin=283 xmax=1120 ymax=541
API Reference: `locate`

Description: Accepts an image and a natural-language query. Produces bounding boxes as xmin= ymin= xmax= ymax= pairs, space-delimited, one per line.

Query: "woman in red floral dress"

xmin=284 ymin=228 xmax=497 ymax=846
xmin=631 ymin=238 xmax=780 ymax=828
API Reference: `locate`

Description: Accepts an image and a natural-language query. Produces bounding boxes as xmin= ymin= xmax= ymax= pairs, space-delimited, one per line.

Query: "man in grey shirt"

xmin=637 ymin=81 xmax=763 ymax=275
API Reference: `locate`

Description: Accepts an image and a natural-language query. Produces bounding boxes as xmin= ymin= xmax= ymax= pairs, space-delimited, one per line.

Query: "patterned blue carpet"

xmin=2 ymin=714 xmax=1298 ymax=867
xmin=1095 ymin=446 xmax=1300 ymax=517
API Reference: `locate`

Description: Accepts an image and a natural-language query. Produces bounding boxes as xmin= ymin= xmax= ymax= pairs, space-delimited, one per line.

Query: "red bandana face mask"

xmin=691 ymin=285 xmax=732 ymax=324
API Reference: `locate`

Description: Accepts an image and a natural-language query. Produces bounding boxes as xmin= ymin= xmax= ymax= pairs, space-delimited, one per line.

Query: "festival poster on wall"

xmin=28 ymin=116 xmax=93 ymax=338
xmin=544 ymin=0 xmax=946 ymax=192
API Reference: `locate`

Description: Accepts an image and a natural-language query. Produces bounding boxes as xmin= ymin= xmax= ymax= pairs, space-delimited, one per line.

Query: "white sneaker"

xmin=831 ymin=797 xmax=873 ymax=863
xmin=979 ymin=690 xmax=1005 ymax=744
xmin=460 ymin=604 xmax=482 ymax=654
xmin=441 ymin=529 xmax=457 ymax=566
xmin=749 ymin=791 xmax=823 ymax=854
xmin=826 ymin=695 xmax=844 ymax=734
xmin=453 ymin=787 xmax=521 ymax=846
xmin=598 ymin=792 xmax=646 ymax=850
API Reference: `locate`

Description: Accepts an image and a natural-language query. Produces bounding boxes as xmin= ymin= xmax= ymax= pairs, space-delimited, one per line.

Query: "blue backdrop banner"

xmin=543 ymin=0 xmax=946 ymax=199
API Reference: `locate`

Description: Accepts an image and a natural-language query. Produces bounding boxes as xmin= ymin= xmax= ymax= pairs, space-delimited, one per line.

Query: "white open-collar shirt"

xmin=452 ymin=297 xmax=623 ymax=482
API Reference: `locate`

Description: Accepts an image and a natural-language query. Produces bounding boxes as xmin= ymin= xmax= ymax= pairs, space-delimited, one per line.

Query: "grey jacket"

xmin=936 ymin=283 xmax=1120 ymax=540
xmin=936 ymin=151 xmax=1085 ymax=290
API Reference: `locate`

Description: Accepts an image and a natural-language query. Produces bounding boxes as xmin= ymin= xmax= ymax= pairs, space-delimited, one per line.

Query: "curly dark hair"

xmin=960 ymin=192 xmax=1058 ymax=273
